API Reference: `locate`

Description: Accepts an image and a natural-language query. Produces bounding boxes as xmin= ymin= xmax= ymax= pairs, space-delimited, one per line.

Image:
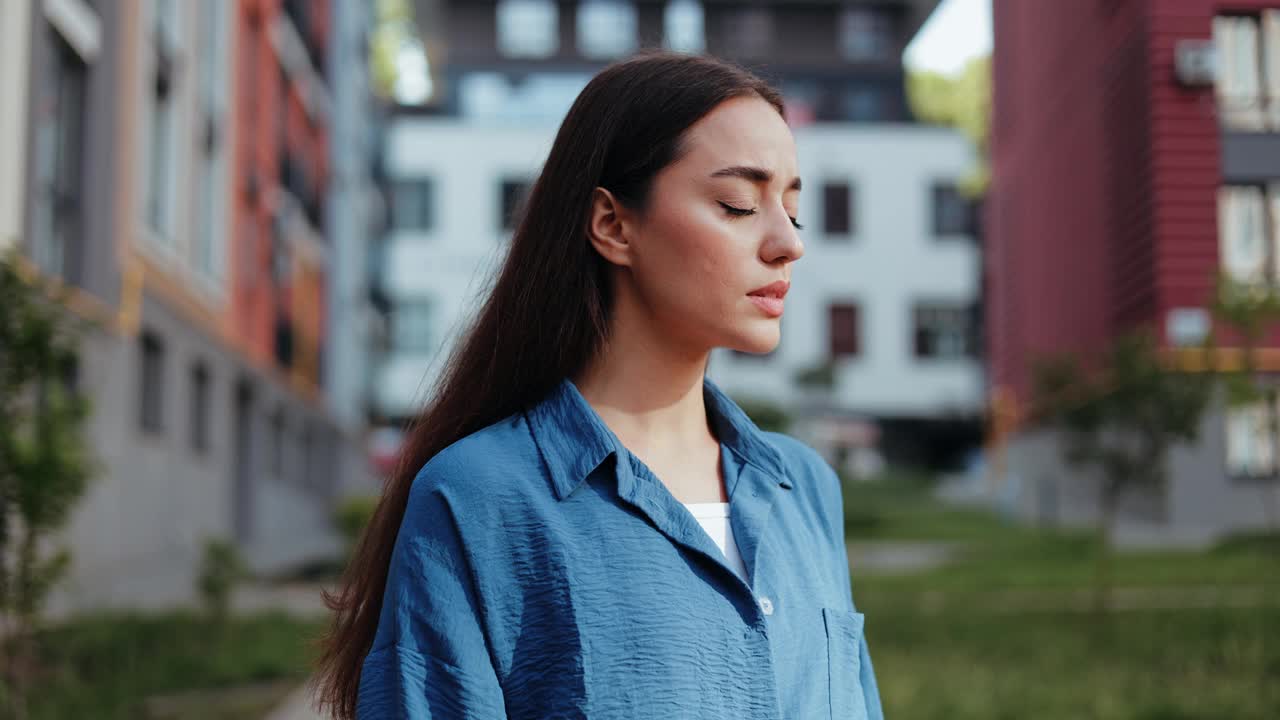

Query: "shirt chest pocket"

xmin=822 ymin=607 xmax=869 ymax=720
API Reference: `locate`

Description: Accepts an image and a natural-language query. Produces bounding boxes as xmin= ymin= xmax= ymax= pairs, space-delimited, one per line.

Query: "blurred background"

xmin=0 ymin=0 xmax=1277 ymax=717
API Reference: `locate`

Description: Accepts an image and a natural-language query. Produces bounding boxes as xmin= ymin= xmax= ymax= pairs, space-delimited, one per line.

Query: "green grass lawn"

xmin=866 ymin=604 xmax=1280 ymax=720
xmin=16 ymin=610 xmax=323 ymax=720
xmin=13 ymin=472 xmax=1278 ymax=719
xmin=845 ymin=470 xmax=1280 ymax=719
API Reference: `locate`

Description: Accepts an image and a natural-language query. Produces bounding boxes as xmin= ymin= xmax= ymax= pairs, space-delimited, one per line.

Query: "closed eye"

xmin=719 ymin=201 xmax=803 ymax=230
xmin=719 ymin=201 xmax=756 ymax=217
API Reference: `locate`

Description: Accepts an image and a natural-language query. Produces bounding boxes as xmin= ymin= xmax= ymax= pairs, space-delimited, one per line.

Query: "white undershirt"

xmin=682 ymin=502 xmax=748 ymax=581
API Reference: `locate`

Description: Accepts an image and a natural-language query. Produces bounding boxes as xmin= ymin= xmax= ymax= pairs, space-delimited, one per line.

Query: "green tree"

xmin=907 ymin=55 xmax=991 ymax=194
xmin=370 ymin=0 xmax=418 ymax=100
xmin=0 ymin=253 xmax=95 ymax=718
xmin=196 ymin=538 xmax=247 ymax=625
xmin=1032 ymin=331 xmax=1212 ymax=614
xmin=793 ymin=361 xmax=836 ymax=390
xmin=732 ymin=397 xmax=792 ymax=434
xmin=1208 ymin=272 xmax=1280 ymax=529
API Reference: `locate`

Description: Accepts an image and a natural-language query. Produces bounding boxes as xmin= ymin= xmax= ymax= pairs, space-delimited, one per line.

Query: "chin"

xmin=727 ymin=326 xmax=781 ymax=355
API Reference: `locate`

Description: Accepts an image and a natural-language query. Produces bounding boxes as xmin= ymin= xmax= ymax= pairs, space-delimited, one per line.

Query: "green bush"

xmin=333 ymin=495 xmax=379 ymax=557
xmin=21 ymin=611 xmax=321 ymax=719
xmin=732 ymin=397 xmax=792 ymax=433
xmin=196 ymin=539 xmax=246 ymax=622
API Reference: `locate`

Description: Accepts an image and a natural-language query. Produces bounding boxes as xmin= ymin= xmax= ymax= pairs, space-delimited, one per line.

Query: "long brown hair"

xmin=313 ymin=50 xmax=784 ymax=719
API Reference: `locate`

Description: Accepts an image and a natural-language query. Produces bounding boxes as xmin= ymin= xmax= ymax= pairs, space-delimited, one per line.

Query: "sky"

xmin=903 ymin=0 xmax=992 ymax=75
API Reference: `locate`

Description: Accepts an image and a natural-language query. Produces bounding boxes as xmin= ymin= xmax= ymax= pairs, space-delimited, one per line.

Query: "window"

xmin=190 ymin=362 xmax=210 ymax=453
xmin=828 ymin=303 xmax=860 ymax=358
xmin=392 ymin=178 xmax=434 ymax=231
xmin=269 ymin=408 xmax=285 ymax=478
xmin=577 ymin=1 xmax=637 ymax=59
xmin=722 ymin=8 xmax=772 ymax=60
xmin=822 ymin=182 xmax=854 ymax=237
xmin=913 ymin=304 xmax=976 ymax=359
xmin=664 ymin=0 xmax=704 ymax=53
xmin=1218 ymin=184 xmax=1280 ymax=283
xmin=842 ymin=88 xmax=882 ymax=121
xmin=139 ymin=331 xmax=166 ymax=434
xmin=499 ymin=178 xmax=533 ymax=232
xmin=299 ymin=422 xmax=314 ymax=489
xmin=496 ymin=0 xmax=558 ymax=58
xmin=146 ymin=0 xmax=181 ymax=240
xmin=29 ymin=33 xmax=88 ymax=283
xmin=1214 ymin=12 xmax=1280 ymax=131
xmin=394 ymin=299 xmax=436 ymax=353
xmin=1225 ymin=397 xmax=1280 ymax=479
xmin=195 ymin=0 xmax=228 ymax=280
xmin=839 ymin=8 xmax=894 ymax=62
xmin=933 ymin=183 xmax=971 ymax=235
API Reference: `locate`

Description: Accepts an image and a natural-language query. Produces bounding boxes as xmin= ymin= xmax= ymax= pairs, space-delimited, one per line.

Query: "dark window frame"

xmin=932 ymin=181 xmax=972 ymax=237
xmin=911 ymin=302 xmax=978 ymax=360
xmin=269 ymin=407 xmax=286 ymax=478
xmin=190 ymin=361 xmax=211 ymax=453
xmin=1220 ymin=182 xmax=1277 ymax=284
xmin=822 ymin=181 xmax=855 ymax=238
xmin=839 ymin=6 xmax=896 ymax=63
xmin=391 ymin=177 xmax=435 ymax=232
xmin=139 ymin=331 xmax=166 ymax=434
xmin=499 ymin=177 xmax=533 ymax=232
xmin=828 ymin=302 xmax=861 ymax=358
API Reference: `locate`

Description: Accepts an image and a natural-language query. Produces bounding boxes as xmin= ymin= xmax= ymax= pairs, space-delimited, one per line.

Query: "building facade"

xmin=431 ymin=0 xmax=939 ymax=124
xmin=988 ymin=0 xmax=1280 ymax=544
xmin=0 ymin=0 xmax=32 ymax=252
xmin=325 ymin=0 xmax=390 ymax=448
xmin=13 ymin=0 xmax=366 ymax=614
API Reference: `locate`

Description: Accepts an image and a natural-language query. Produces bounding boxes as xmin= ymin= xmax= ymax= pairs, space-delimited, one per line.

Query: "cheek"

xmin=642 ymin=209 xmax=743 ymax=310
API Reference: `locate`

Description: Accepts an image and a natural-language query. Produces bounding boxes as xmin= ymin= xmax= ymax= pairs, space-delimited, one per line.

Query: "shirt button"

xmin=758 ymin=595 xmax=774 ymax=615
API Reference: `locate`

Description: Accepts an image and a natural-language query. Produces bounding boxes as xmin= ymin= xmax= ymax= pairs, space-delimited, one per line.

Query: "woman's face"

xmin=609 ymin=95 xmax=804 ymax=356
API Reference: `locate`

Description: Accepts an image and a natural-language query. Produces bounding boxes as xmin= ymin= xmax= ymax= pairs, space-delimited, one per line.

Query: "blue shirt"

xmin=358 ymin=376 xmax=884 ymax=719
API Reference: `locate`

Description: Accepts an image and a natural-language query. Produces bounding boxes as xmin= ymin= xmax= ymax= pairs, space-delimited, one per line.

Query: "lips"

xmin=747 ymin=280 xmax=790 ymax=299
xmin=747 ymin=280 xmax=789 ymax=318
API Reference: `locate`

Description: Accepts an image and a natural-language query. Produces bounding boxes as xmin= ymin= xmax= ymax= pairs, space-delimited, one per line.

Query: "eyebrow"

xmin=710 ymin=165 xmax=802 ymax=191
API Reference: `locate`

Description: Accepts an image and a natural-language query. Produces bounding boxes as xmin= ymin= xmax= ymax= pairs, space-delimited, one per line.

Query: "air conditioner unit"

xmin=1175 ymin=39 xmax=1217 ymax=87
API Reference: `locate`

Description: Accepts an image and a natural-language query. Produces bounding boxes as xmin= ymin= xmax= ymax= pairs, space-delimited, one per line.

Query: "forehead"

xmin=676 ymin=96 xmax=798 ymax=180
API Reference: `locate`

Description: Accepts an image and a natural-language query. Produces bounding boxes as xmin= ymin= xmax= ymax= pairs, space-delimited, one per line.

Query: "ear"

xmin=586 ymin=187 xmax=635 ymax=267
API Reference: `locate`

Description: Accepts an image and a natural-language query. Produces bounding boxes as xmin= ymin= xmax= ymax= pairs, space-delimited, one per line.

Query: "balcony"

xmin=282 ymin=0 xmax=327 ymax=84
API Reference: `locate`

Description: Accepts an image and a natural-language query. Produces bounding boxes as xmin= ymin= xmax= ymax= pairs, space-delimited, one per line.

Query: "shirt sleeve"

xmin=356 ymin=459 xmax=508 ymax=719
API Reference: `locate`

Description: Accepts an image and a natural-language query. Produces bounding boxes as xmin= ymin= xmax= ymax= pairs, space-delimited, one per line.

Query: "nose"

xmin=759 ymin=205 xmax=804 ymax=265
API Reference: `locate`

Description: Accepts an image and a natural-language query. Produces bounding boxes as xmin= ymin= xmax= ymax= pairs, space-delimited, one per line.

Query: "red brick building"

xmin=233 ymin=0 xmax=330 ymax=394
xmin=987 ymin=0 xmax=1280 ymax=543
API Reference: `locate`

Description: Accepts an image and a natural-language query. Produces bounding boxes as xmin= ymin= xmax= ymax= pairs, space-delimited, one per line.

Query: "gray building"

xmin=417 ymin=0 xmax=937 ymax=123
xmin=325 ymin=0 xmax=392 ymax=496
xmin=14 ymin=0 xmax=363 ymax=615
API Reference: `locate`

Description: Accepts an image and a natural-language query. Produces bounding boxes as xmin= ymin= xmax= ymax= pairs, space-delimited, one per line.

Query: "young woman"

xmin=315 ymin=51 xmax=883 ymax=720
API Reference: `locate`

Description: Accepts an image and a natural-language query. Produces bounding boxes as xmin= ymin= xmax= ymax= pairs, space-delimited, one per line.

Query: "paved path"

xmin=236 ymin=581 xmax=334 ymax=617
xmin=265 ymin=682 xmax=327 ymax=720
xmin=233 ymin=583 xmax=331 ymax=718
xmin=847 ymin=540 xmax=961 ymax=574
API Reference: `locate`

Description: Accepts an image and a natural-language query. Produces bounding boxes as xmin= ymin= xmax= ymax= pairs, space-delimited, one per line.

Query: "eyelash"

xmin=719 ymin=201 xmax=804 ymax=230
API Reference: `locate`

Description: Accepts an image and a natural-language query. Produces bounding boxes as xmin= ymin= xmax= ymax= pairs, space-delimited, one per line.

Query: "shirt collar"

xmin=526 ymin=375 xmax=792 ymax=502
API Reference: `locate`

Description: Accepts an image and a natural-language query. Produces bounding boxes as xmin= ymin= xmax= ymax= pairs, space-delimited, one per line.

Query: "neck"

xmin=572 ymin=289 xmax=716 ymax=460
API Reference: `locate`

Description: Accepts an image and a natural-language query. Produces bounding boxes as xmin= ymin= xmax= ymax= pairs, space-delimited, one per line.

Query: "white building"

xmin=0 ymin=0 xmax=31 ymax=252
xmin=325 ymin=0 xmax=387 ymax=496
xmin=374 ymin=117 xmax=981 ymax=465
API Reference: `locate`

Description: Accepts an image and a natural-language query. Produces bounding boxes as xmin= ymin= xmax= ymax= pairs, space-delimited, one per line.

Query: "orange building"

xmin=234 ymin=0 xmax=331 ymax=395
